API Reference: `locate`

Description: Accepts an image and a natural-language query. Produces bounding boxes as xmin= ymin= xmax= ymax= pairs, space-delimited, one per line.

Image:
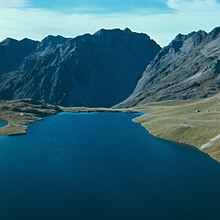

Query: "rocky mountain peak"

xmin=123 ymin=27 xmax=132 ymax=33
xmin=0 ymin=37 xmax=38 ymax=74
xmin=39 ymin=35 xmax=68 ymax=50
xmin=94 ymin=28 xmax=122 ymax=36
xmin=118 ymin=26 xmax=220 ymax=107
xmin=0 ymin=29 xmax=161 ymax=107
xmin=0 ymin=37 xmax=19 ymax=46
xmin=168 ymin=30 xmax=207 ymax=54
xmin=208 ymin=26 xmax=220 ymax=39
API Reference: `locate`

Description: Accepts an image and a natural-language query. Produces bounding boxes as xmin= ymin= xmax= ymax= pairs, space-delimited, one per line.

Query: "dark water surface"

xmin=0 ymin=121 xmax=7 ymax=127
xmin=0 ymin=112 xmax=220 ymax=220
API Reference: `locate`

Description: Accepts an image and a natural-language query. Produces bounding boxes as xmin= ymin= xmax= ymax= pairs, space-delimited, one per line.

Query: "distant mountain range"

xmin=1 ymin=27 xmax=220 ymax=108
xmin=119 ymin=27 xmax=220 ymax=107
xmin=0 ymin=28 xmax=161 ymax=107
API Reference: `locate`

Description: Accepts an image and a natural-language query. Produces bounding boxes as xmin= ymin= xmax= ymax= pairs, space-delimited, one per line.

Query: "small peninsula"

xmin=0 ymin=99 xmax=134 ymax=136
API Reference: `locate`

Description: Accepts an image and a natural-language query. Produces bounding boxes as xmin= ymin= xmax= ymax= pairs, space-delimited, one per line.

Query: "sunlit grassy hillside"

xmin=134 ymin=93 xmax=220 ymax=161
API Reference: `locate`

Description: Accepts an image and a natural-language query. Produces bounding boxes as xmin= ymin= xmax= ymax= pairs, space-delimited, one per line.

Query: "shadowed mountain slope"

xmin=0 ymin=28 xmax=161 ymax=107
xmin=0 ymin=38 xmax=39 ymax=74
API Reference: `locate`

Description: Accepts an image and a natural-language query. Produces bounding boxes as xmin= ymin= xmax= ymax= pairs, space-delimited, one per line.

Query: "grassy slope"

xmin=133 ymin=93 xmax=220 ymax=162
xmin=0 ymin=100 xmax=61 ymax=135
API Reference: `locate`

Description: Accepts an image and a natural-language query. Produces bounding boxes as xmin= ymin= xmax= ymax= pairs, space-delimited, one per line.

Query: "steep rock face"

xmin=0 ymin=38 xmax=39 ymax=74
xmin=0 ymin=29 xmax=161 ymax=107
xmin=119 ymin=27 xmax=220 ymax=107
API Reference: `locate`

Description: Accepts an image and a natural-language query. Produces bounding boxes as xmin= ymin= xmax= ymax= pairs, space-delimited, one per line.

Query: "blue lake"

xmin=0 ymin=121 xmax=7 ymax=127
xmin=0 ymin=112 xmax=220 ymax=220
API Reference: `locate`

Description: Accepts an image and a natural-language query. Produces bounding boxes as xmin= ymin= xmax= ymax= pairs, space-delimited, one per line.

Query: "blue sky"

xmin=0 ymin=0 xmax=220 ymax=46
xmin=30 ymin=0 xmax=169 ymax=13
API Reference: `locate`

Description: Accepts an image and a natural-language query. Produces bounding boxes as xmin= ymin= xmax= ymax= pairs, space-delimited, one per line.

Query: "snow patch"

xmin=201 ymin=134 xmax=220 ymax=149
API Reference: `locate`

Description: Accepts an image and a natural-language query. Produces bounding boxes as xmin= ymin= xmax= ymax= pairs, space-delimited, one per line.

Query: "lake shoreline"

xmin=0 ymin=99 xmax=137 ymax=136
xmin=133 ymin=116 xmax=220 ymax=164
xmin=1 ymin=111 xmax=220 ymax=220
xmin=1 ymin=97 xmax=220 ymax=163
xmin=132 ymin=94 xmax=220 ymax=163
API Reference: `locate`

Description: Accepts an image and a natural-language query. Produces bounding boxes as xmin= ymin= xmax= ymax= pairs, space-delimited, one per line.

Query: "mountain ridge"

xmin=0 ymin=37 xmax=39 ymax=74
xmin=118 ymin=26 xmax=220 ymax=107
xmin=0 ymin=28 xmax=161 ymax=107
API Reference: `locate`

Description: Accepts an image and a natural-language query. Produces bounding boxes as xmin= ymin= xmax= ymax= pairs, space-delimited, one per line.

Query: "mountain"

xmin=0 ymin=28 xmax=161 ymax=107
xmin=118 ymin=27 xmax=220 ymax=107
xmin=0 ymin=38 xmax=39 ymax=74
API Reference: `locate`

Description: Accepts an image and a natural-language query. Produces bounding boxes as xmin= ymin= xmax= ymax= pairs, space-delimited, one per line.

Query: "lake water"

xmin=0 ymin=121 xmax=7 ymax=127
xmin=0 ymin=112 xmax=220 ymax=220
